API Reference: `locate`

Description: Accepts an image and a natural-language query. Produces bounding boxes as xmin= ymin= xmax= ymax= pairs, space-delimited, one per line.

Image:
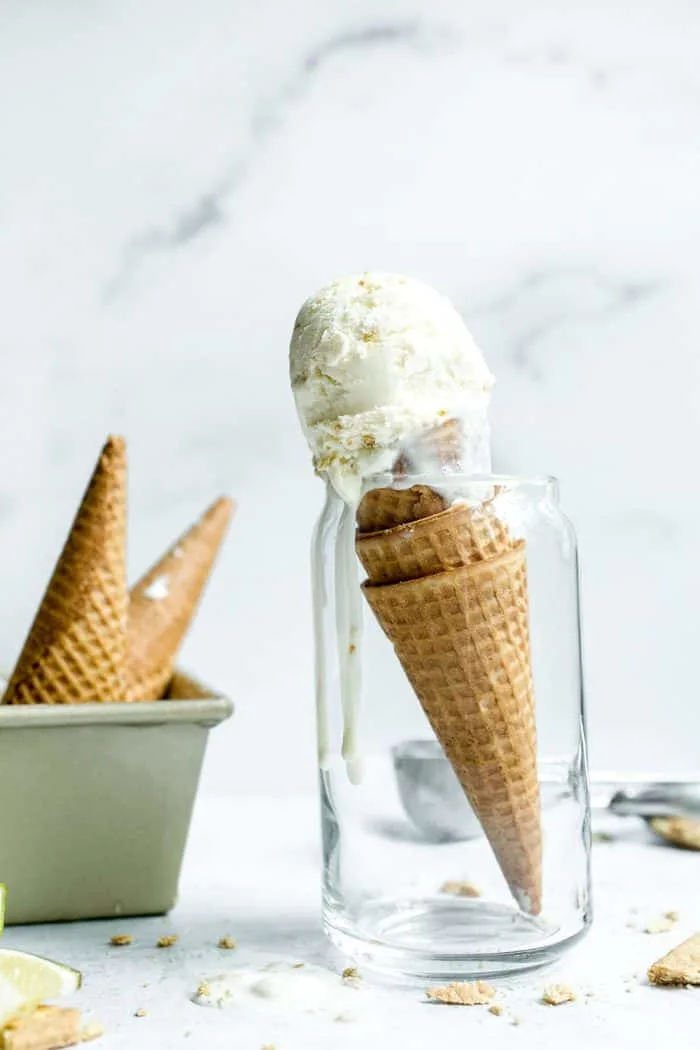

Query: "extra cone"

xmin=3 ymin=436 xmax=128 ymax=704
xmin=363 ymin=542 xmax=542 ymax=913
xmin=128 ymin=496 xmax=234 ymax=701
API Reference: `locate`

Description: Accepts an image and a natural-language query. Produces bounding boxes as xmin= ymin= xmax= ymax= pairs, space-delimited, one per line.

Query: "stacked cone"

xmin=2 ymin=436 xmax=233 ymax=705
xmin=357 ymin=465 xmax=542 ymax=914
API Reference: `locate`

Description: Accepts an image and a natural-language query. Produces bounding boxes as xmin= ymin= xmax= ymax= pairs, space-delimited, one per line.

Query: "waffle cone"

xmin=3 ymin=436 xmax=128 ymax=705
xmin=128 ymin=496 xmax=234 ymax=701
xmin=357 ymin=500 xmax=512 ymax=585
xmin=363 ymin=542 xmax=542 ymax=913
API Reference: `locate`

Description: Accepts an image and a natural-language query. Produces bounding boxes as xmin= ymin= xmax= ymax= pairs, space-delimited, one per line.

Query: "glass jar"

xmin=311 ymin=474 xmax=591 ymax=980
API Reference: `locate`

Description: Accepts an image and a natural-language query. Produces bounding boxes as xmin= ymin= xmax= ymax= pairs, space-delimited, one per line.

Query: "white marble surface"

xmin=1 ymin=0 xmax=700 ymax=791
xmin=7 ymin=794 xmax=700 ymax=1049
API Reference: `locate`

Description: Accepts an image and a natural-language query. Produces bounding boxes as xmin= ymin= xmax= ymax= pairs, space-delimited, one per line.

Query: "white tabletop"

xmin=7 ymin=795 xmax=699 ymax=1049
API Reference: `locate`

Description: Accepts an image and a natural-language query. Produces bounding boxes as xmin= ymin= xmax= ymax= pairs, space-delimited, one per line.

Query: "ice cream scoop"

xmin=289 ymin=272 xmax=494 ymax=501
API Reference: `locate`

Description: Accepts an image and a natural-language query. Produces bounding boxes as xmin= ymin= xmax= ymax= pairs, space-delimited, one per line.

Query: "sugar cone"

xmin=3 ymin=436 xmax=128 ymax=705
xmin=357 ymin=499 xmax=512 ymax=585
xmin=363 ymin=543 xmax=542 ymax=913
xmin=128 ymin=496 xmax=234 ymax=701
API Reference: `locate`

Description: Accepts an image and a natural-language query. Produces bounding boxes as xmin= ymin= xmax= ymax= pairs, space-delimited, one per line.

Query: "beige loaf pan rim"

xmin=0 ymin=669 xmax=233 ymax=729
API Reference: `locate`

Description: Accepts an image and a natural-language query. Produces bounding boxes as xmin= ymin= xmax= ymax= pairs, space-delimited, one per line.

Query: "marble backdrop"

xmin=1 ymin=0 xmax=698 ymax=792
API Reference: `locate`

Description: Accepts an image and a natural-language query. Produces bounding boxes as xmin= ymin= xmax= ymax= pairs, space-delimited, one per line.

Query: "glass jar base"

xmin=325 ymin=897 xmax=590 ymax=981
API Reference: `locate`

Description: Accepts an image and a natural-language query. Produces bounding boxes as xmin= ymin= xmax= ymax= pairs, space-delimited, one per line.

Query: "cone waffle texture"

xmin=648 ymin=933 xmax=700 ymax=985
xmin=356 ymin=484 xmax=447 ymax=532
xmin=363 ymin=541 xmax=541 ymax=912
xmin=128 ymin=496 xmax=234 ymax=701
xmin=3 ymin=437 xmax=128 ymax=705
xmin=357 ymin=500 xmax=512 ymax=585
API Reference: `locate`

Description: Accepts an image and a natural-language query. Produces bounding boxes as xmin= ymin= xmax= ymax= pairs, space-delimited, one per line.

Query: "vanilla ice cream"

xmin=290 ymin=272 xmax=494 ymax=501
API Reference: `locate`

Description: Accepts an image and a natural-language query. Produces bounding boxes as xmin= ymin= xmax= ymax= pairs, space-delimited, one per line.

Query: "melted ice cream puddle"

xmin=193 ymin=963 xmax=364 ymax=1017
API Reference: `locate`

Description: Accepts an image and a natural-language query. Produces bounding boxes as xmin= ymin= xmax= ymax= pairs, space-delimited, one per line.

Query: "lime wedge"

xmin=0 ymin=886 xmax=5 ymax=939
xmin=0 ymin=949 xmax=81 ymax=1025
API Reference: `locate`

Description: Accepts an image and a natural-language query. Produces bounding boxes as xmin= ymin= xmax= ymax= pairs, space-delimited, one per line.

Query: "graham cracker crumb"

xmin=592 ymin=831 xmax=613 ymax=843
xmin=488 ymin=1004 xmax=504 ymax=1016
xmin=156 ymin=934 xmax=177 ymax=948
xmin=80 ymin=1021 xmax=104 ymax=1043
xmin=342 ymin=967 xmax=360 ymax=980
xmin=134 ymin=1009 xmax=148 ymax=1018
xmin=665 ymin=910 xmax=680 ymax=922
xmin=648 ymin=932 xmax=700 ymax=986
xmin=292 ymin=962 xmax=305 ymax=969
xmin=644 ymin=915 xmax=676 ymax=934
xmin=650 ymin=816 xmax=700 ymax=850
xmin=542 ymin=984 xmax=576 ymax=1005
xmin=110 ymin=934 xmax=133 ymax=946
xmin=439 ymin=880 xmax=481 ymax=898
xmin=361 ymin=432 xmax=377 ymax=445
xmin=218 ymin=936 xmax=237 ymax=950
xmin=196 ymin=982 xmax=211 ymax=998
xmin=511 ymin=1016 xmax=523 ymax=1026
xmin=426 ymin=981 xmax=495 ymax=1006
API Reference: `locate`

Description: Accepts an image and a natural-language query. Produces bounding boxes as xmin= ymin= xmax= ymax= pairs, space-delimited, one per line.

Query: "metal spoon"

xmin=392 ymin=740 xmax=700 ymax=842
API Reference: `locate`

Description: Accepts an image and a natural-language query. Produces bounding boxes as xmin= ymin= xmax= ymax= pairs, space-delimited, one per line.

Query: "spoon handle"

xmin=608 ymin=786 xmax=700 ymax=820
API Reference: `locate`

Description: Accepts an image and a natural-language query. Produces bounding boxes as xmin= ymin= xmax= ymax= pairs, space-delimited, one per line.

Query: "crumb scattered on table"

xmin=644 ymin=915 xmax=677 ymax=934
xmin=426 ymin=981 xmax=495 ymax=1006
xmin=0 ymin=1005 xmax=97 ymax=1050
xmin=511 ymin=1015 xmax=523 ymax=1026
xmin=665 ymin=910 xmax=680 ymax=922
xmin=110 ymin=934 xmax=133 ymax=947
xmin=488 ymin=1004 xmax=503 ymax=1016
xmin=342 ymin=967 xmax=360 ymax=981
xmin=439 ymin=880 xmax=481 ymax=898
xmin=156 ymin=934 xmax=178 ymax=948
xmin=134 ymin=1009 xmax=148 ymax=1018
xmin=261 ymin=1045 xmax=276 ymax=1050
xmin=650 ymin=816 xmax=700 ymax=851
xmin=196 ymin=982 xmax=211 ymax=998
xmin=542 ymin=984 xmax=576 ymax=1005
xmin=217 ymin=936 xmax=237 ymax=950
xmin=592 ymin=831 xmax=613 ymax=843
xmin=648 ymin=932 xmax=700 ymax=986
xmin=292 ymin=962 xmax=305 ymax=969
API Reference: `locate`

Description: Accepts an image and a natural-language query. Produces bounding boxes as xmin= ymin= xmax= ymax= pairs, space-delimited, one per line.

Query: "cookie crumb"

xmin=592 ymin=831 xmax=613 ymax=843
xmin=426 ymin=981 xmax=495 ymax=1006
xmin=157 ymin=934 xmax=177 ymax=948
xmin=110 ymin=934 xmax=133 ymax=946
xmin=292 ymin=962 xmax=305 ymax=969
xmin=80 ymin=1020 xmax=104 ymax=1043
xmin=196 ymin=982 xmax=211 ymax=998
xmin=134 ymin=1009 xmax=147 ymax=1018
xmin=665 ymin=910 xmax=680 ymax=922
xmin=644 ymin=915 xmax=676 ymax=934
xmin=648 ymin=932 xmax=700 ymax=986
xmin=218 ymin=936 xmax=237 ymax=950
xmin=439 ymin=880 xmax=481 ymax=898
xmin=511 ymin=1015 xmax=523 ymax=1026
xmin=488 ymin=1004 xmax=503 ymax=1016
xmin=650 ymin=816 xmax=700 ymax=850
xmin=542 ymin=984 xmax=576 ymax=1005
xmin=342 ymin=966 xmax=360 ymax=981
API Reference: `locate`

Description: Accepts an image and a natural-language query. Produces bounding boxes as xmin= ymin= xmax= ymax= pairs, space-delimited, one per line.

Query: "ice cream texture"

xmin=290 ymin=272 xmax=494 ymax=500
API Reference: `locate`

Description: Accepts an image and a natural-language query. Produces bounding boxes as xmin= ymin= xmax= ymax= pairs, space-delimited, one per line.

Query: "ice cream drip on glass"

xmin=291 ymin=272 xmax=495 ymax=784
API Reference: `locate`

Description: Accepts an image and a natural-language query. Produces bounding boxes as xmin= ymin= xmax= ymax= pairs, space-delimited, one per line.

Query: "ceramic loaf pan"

xmin=0 ymin=671 xmax=232 ymax=925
